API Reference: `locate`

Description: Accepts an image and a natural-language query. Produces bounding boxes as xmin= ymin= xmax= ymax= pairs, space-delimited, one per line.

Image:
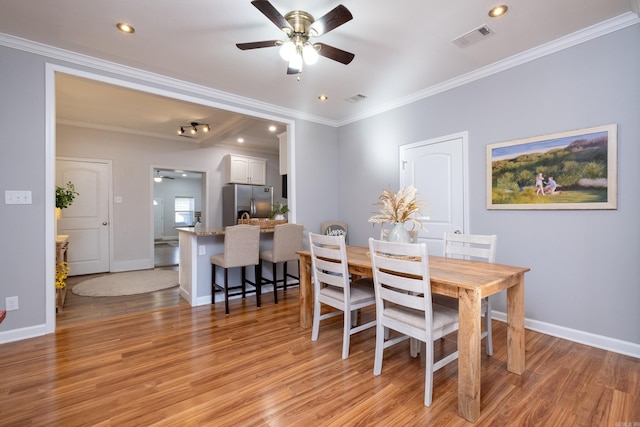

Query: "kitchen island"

xmin=176 ymin=227 xmax=276 ymax=306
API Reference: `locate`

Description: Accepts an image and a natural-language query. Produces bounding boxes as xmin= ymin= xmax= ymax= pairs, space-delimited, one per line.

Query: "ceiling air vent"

xmin=452 ymin=24 xmax=495 ymax=48
xmin=345 ymin=94 xmax=367 ymax=103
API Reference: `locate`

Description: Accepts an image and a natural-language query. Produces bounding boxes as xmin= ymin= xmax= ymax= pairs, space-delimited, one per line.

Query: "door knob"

xmin=454 ymin=229 xmax=461 ymax=234
xmin=102 ymin=222 xmax=108 ymax=226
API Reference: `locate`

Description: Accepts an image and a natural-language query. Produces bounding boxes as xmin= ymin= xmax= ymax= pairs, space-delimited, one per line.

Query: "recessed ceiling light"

xmin=237 ymin=138 xmax=244 ymax=143
xmin=318 ymin=95 xmax=328 ymax=101
xmin=116 ymin=22 xmax=135 ymax=34
xmin=488 ymin=5 xmax=508 ymax=18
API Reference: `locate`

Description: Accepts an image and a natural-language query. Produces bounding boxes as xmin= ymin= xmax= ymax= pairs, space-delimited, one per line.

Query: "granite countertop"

xmin=176 ymin=227 xmax=275 ymax=236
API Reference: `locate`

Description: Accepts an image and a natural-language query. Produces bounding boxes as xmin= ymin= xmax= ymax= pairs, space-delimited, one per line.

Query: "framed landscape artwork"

xmin=486 ymin=124 xmax=617 ymax=210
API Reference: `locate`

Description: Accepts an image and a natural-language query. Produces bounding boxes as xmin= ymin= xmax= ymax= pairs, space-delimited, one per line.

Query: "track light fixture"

xmin=177 ymin=122 xmax=211 ymax=136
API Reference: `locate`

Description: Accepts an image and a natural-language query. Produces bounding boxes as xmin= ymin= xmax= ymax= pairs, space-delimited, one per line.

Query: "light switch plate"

xmin=5 ymin=190 xmax=32 ymax=204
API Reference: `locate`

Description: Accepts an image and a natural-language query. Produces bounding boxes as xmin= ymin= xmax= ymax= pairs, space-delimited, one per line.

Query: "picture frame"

xmin=486 ymin=124 xmax=617 ymax=210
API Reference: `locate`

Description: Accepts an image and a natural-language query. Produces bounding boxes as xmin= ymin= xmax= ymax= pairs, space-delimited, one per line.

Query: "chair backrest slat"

xmin=369 ymin=238 xmax=433 ymax=320
xmin=309 ymin=233 xmax=349 ymax=292
xmin=443 ymin=232 xmax=497 ymax=263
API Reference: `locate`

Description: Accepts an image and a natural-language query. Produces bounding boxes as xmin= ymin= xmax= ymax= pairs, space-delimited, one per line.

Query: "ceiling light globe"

xmin=302 ymin=44 xmax=319 ymax=65
xmin=289 ymin=54 xmax=303 ymax=71
xmin=279 ymin=41 xmax=296 ymax=61
xmin=154 ymin=176 xmax=162 ymax=183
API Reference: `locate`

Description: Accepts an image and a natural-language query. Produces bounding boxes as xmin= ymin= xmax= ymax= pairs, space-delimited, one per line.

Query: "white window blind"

xmin=174 ymin=196 xmax=195 ymax=226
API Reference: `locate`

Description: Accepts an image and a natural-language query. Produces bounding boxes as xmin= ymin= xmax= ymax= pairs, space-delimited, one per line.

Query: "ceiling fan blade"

xmin=309 ymin=5 xmax=353 ymax=36
xmin=251 ymin=0 xmax=293 ymax=33
xmin=236 ymin=40 xmax=280 ymax=50
xmin=315 ymin=43 xmax=355 ymax=65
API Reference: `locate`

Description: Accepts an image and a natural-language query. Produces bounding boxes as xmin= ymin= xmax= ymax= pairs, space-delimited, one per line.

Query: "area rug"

xmin=72 ymin=269 xmax=179 ymax=297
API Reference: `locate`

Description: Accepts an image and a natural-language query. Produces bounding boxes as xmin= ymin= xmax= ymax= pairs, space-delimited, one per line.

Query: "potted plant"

xmin=269 ymin=202 xmax=289 ymax=220
xmin=55 ymin=181 xmax=79 ymax=220
xmin=56 ymin=181 xmax=79 ymax=209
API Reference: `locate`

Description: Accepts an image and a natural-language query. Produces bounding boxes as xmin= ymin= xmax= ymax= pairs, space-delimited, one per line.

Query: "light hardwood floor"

xmin=3 ymin=287 xmax=640 ymax=426
xmin=56 ymin=242 xmax=184 ymax=328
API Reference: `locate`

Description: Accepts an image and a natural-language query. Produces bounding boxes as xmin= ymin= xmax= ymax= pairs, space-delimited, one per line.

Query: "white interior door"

xmin=56 ymin=159 xmax=110 ymax=275
xmin=153 ymin=196 xmax=164 ymax=240
xmin=400 ymin=132 xmax=468 ymax=255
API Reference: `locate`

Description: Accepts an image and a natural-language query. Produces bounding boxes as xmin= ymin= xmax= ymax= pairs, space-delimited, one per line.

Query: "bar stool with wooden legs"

xmin=259 ymin=223 xmax=304 ymax=304
xmin=210 ymin=224 xmax=261 ymax=315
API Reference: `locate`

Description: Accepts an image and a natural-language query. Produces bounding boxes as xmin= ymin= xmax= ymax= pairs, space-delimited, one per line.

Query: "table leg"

xmin=507 ymin=272 xmax=526 ymax=374
xmin=457 ymin=288 xmax=482 ymax=422
xmin=298 ymin=255 xmax=312 ymax=328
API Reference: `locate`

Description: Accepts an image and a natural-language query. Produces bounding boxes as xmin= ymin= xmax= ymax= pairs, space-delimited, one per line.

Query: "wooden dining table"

xmin=297 ymin=245 xmax=530 ymax=423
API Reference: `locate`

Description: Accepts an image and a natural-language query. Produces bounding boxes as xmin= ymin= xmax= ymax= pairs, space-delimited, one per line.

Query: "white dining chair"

xmin=368 ymin=238 xmax=459 ymax=406
xmin=309 ymin=232 xmax=376 ymax=359
xmin=433 ymin=232 xmax=497 ymax=355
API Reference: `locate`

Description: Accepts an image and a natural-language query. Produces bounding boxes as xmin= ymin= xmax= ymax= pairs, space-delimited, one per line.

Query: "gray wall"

xmin=337 ymin=25 xmax=640 ymax=346
xmin=1 ymin=23 xmax=639 ymax=353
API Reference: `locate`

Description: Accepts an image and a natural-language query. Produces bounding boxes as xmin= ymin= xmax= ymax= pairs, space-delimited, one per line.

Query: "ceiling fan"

xmin=236 ymin=1 xmax=355 ymax=75
xmin=154 ymin=170 xmax=175 ymax=182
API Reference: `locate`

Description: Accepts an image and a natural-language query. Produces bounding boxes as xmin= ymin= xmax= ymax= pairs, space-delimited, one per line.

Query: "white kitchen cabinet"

xmin=225 ymin=154 xmax=267 ymax=185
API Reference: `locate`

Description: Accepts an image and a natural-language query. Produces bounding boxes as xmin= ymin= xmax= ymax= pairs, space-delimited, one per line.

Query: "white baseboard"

xmin=492 ymin=311 xmax=640 ymax=359
xmin=0 ymin=324 xmax=47 ymax=344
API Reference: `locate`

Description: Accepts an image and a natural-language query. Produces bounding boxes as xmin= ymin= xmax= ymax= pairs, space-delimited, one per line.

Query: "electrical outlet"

xmin=198 ymin=245 xmax=206 ymax=256
xmin=6 ymin=296 xmax=19 ymax=311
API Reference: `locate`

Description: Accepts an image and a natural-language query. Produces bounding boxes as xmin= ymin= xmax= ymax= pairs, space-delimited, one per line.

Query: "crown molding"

xmin=338 ymin=12 xmax=640 ymax=126
xmin=0 ymin=32 xmax=338 ymax=128
xmin=2 ymin=11 xmax=638 ymax=129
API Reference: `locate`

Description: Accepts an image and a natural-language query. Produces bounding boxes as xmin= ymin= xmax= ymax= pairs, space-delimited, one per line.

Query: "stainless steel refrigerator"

xmin=222 ymin=184 xmax=274 ymax=226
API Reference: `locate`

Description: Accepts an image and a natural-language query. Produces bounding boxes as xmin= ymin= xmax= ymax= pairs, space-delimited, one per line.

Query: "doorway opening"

xmin=153 ymin=168 xmax=205 ymax=268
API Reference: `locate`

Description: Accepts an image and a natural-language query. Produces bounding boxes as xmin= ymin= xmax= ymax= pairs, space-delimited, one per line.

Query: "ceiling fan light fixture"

xmin=203 ymin=125 xmax=210 ymax=132
xmin=289 ymin=53 xmax=303 ymax=72
xmin=302 ymin=43 xmax=319 ymax=65
xmin=279 ymin=41 xmax=296 ymax=61
xmin=154 ymin=176 xmax=162 ymax=183
xmin=178 ymin=127 xmax=185 ymax=135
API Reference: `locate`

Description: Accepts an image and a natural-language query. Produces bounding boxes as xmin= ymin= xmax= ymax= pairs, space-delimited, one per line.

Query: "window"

xmin=174 ymin=196 xmax=195 ymax=226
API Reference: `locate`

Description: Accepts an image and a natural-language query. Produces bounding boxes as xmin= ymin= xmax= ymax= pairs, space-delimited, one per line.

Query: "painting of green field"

xmin=487 ymin=124 xmax=616 ymax=210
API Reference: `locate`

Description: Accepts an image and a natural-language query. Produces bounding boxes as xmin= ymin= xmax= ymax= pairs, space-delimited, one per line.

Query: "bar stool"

xmin=210 ymin=224 xmax=261 ymax=315
xmin=259 ymin=223 xmax=304 ymax=304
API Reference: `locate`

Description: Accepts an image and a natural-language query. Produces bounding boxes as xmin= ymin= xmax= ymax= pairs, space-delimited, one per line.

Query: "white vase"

xmin=274 ymin=214 xmax=285 ymax=220
xmin=386 ymin=223 xmax=410 ymax=243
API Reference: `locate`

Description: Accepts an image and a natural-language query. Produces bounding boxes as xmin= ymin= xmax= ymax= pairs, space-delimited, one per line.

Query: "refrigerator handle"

xmin=250 ymin=198 xmax=255 ymax=216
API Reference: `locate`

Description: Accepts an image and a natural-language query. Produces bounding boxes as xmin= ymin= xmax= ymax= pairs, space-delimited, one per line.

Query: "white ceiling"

xmin=1 ymin=0 xmax=638 ymax=149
